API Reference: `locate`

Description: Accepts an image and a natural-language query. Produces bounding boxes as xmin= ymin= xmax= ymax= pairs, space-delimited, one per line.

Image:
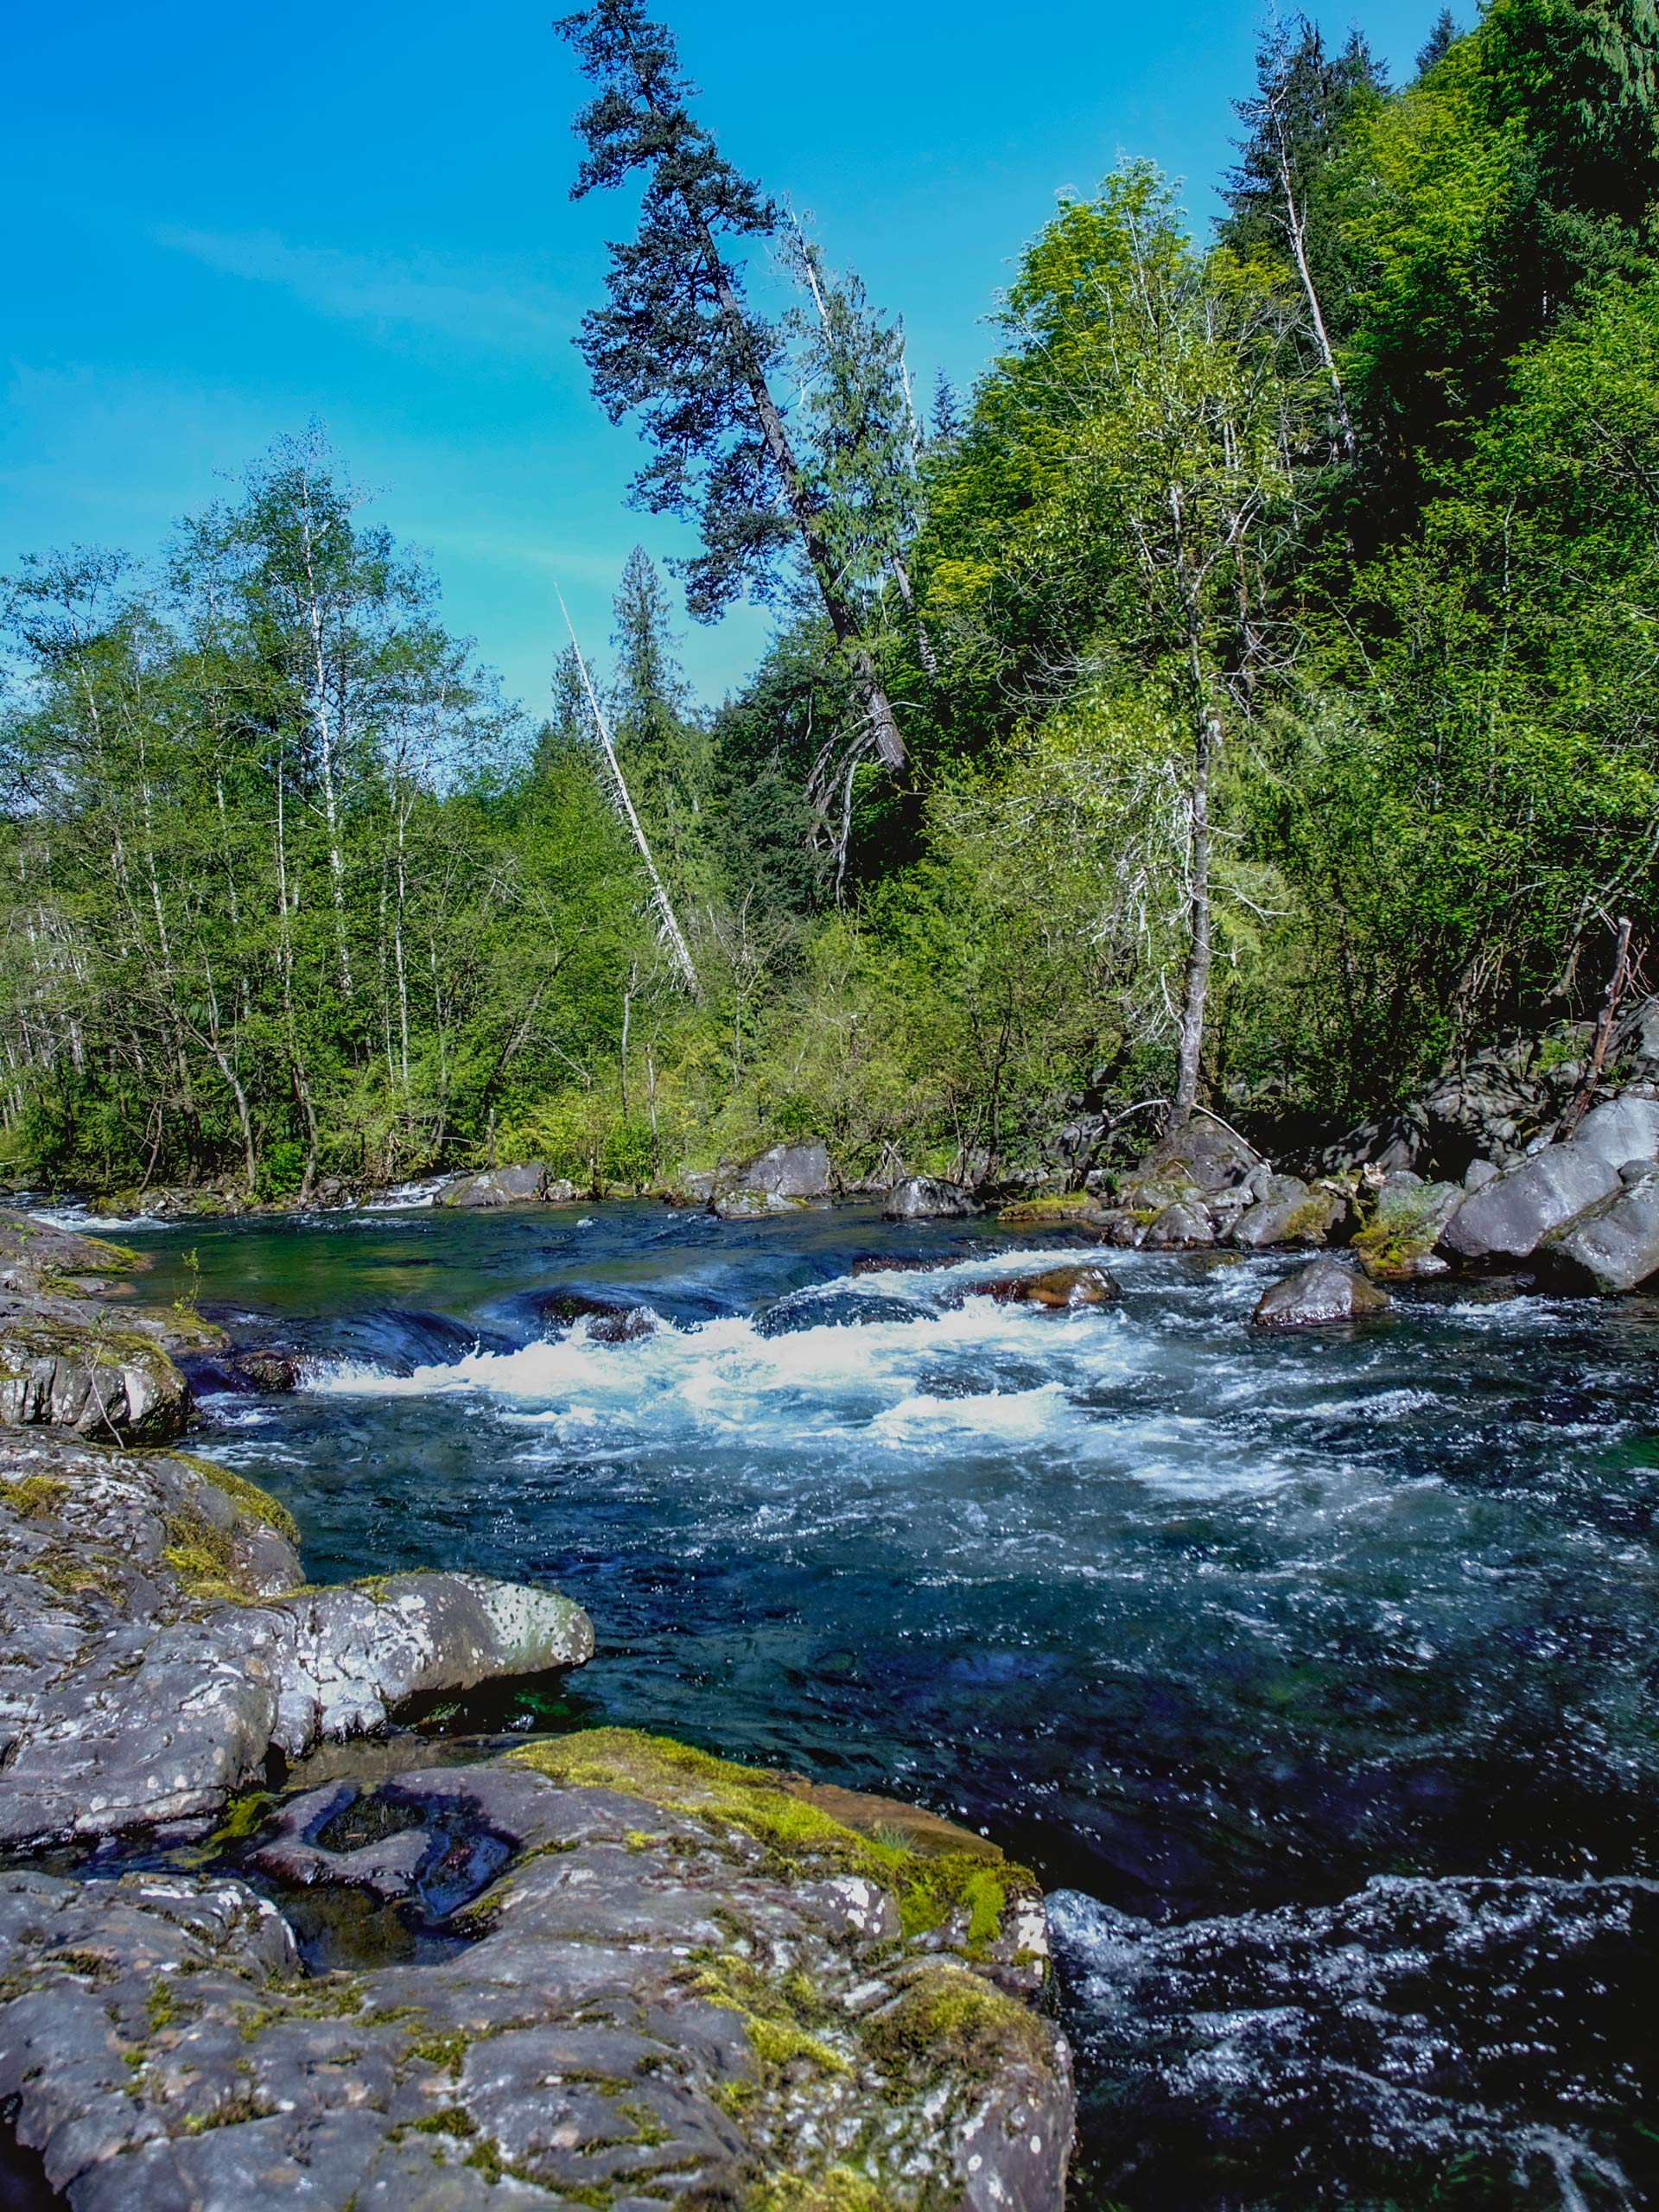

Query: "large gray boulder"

xmin=0 ymin=1209 xmax=144 ymax=1296
xmin=1542 ymin=1165 xmax=1659 ymax=1293
xmin=1123 ymin=1118 xmax=1262 ymax=1198
xmin=435 ymin=1161 xmax=551 ymax=1209
xmin=0 ymin=1431 xmax=594 ymax=1849
xmin=885 ymin=1174 xmax=980 ymax=1220
xmin=1230 ymin=1173 xmax=1344 ymax=1251
xmin=0 ymin=1732 xmax=1073 ymax=2211
xmin=1440 ymin=1096 xmax=1659 ymax=1265
xmin=711 ymin=1138 xmax=833 ymax=1217
xmin=1252 ymin=1259 xmax=1389 ymax=1331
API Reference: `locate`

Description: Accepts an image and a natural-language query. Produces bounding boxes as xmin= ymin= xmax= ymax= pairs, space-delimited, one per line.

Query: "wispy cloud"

xmin=156 ymin=226 xmax=574 ymax=353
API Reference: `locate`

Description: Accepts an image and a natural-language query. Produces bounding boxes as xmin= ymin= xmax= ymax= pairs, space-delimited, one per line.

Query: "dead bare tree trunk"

xmin=1169 ymin=701 xmax=1219 ymax=1134
xmin=1562 ymin=915 xmax=1634 ymax=1134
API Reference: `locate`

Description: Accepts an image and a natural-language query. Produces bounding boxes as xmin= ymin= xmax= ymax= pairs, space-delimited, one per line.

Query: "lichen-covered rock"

xmin=1541 ymin=1164 xmax=1659 ymax=1293
xmin=435 ymin=1163 xmax=550 ymax=1209
xmin=972 ymin=1264 xmax=1121 ymax=1309
xmin=0 ymin=1431 xmax=594 ymax=1849
xmin=1230 ymin=1174 xmax=1344 ymax=1252
xmin=1352 ymin=1173 xmax=1462 ymax=1280
xmin=885 ymin=1174 xmax=981 ymax=1220
xmin=1252 ymin=1259 xmax=1390 ymax=1331
xmin=0 ymin=1733 xmax=1073 ymax=2211
xmin=0 ymin=1305 xmax=191 ymax=1443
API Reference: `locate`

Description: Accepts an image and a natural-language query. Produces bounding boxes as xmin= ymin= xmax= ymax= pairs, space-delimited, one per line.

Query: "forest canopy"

xmin=4 ymin=0 xmax=1658 ymax=1197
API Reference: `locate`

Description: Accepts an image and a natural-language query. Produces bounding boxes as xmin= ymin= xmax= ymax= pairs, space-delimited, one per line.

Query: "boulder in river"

xmin=885 ymin=1173 xmax=980 ymax=1220
xmin=973 ymin=1263 xmax=1121 ymax=1309
xmin=1540 ymin=1163 xmax=1659 ymax=1294
xmin=1139 ymin=1198 xmax=1218 ymax=1249
xmin=0 ymin=1729 xmax=1074 ymax=2211
xmin=1252 ymin=1258 xmax=1390 ymax=1330
xmin=435 ymin=1161 xmax=552 ymax=1209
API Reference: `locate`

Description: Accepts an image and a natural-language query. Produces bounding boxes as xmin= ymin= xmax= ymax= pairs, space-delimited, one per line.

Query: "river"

xmin=84 ymin=1195 xmax=1659 ymax=2209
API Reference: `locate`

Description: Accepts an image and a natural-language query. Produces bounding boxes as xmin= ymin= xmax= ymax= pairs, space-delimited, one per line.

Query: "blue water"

xmin=97 ymin=1197 xmax=1659 ymax=2209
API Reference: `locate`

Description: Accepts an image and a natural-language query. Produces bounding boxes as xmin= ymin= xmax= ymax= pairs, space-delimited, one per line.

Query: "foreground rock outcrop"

xmin=0 ymin=1431 xmax=593 ymax=1849
xmin=0 ymin=1419 xmax=1074 ymax=2211
xmin=0 ymin=1731 xmax=1073 ymax=2211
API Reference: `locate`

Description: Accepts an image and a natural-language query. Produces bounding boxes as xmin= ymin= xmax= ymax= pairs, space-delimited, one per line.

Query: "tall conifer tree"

xmin=555 ymin=0 xmax=909 ymax=771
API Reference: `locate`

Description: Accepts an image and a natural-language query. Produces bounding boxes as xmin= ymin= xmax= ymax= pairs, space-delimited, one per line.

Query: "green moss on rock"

xmin=505 ymin=1728 xmax=1033 ymax=1955
xmin=163 ymin=1451 xmax=301 ymax=1549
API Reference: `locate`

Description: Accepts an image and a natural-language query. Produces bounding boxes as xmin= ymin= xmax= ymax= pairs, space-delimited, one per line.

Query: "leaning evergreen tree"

xmin=555 ymin=0 xmax=909 ymax=772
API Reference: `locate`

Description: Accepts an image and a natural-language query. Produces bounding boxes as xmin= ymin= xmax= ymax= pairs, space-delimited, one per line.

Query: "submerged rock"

xmin=0 ymin=1730 xmax=1073 ymax=2211
xmin=973 ymin=1264 xmax=1121 ymax=1309
xmin=755 ymin=1287 xmax=934 ymax=1337
xmin=0 ymin=1430 xmax=594 ymax=1849
xmin=885 ymin=1173 xmax=980 ymax=1220
xmin=1252 ymin=1258 xmax=1389 ymax=1330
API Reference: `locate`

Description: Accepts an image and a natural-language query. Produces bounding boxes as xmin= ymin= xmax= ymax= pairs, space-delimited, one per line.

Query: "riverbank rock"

xmin=1541 ymin=1164 xmax=1659 ymax=1294
xmin=972 ymin=1263 xmax=1121 ymax=1309
xmin=0 ymin=1729 xmax=1073 ymax=2211
xmin=0 ymin=1209 xmax=145 ymax=1296
xmin=1230 ymin=1173 xmax=1345 ymax=1251
xmin=1352 ymin=1173 xmax=1462 ymax=1280
xmin=996 ymin=1192 xmax=1113 ymax=1229
xmin=886 ymin=1174 xmax=980 ymax=1220
xmin=710 ymin=1138 xmax=833 ymax=1217
xmin=1122 ymin=1118 xmax=1262 ymax=1202
xmin=436 ymin=1161 xmax=555 ymax=1209
xmin=89 ymin=1183 xmax=251 ymax=1222
xmin=1440 ymin=1096 xmax=1659 ymax=1265
xmin=1253 ymin=1259 xmax=1390 ymax=1330
xmin=0 ymin=1430 xmax=594 ymax=1849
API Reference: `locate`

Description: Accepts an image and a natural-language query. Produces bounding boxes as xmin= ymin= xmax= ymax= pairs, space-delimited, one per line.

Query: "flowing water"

xmin=83 ymin=1198 xmax=1659 ymax=2209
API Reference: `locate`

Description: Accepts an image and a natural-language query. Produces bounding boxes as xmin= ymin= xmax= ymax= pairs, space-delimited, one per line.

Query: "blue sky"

xmin=6 ymin=0 xmax=1439 ymax=717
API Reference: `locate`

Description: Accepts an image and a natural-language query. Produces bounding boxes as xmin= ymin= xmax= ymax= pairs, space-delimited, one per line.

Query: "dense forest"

xmin=4 ymin=0 xmax=1658 ymax=1199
